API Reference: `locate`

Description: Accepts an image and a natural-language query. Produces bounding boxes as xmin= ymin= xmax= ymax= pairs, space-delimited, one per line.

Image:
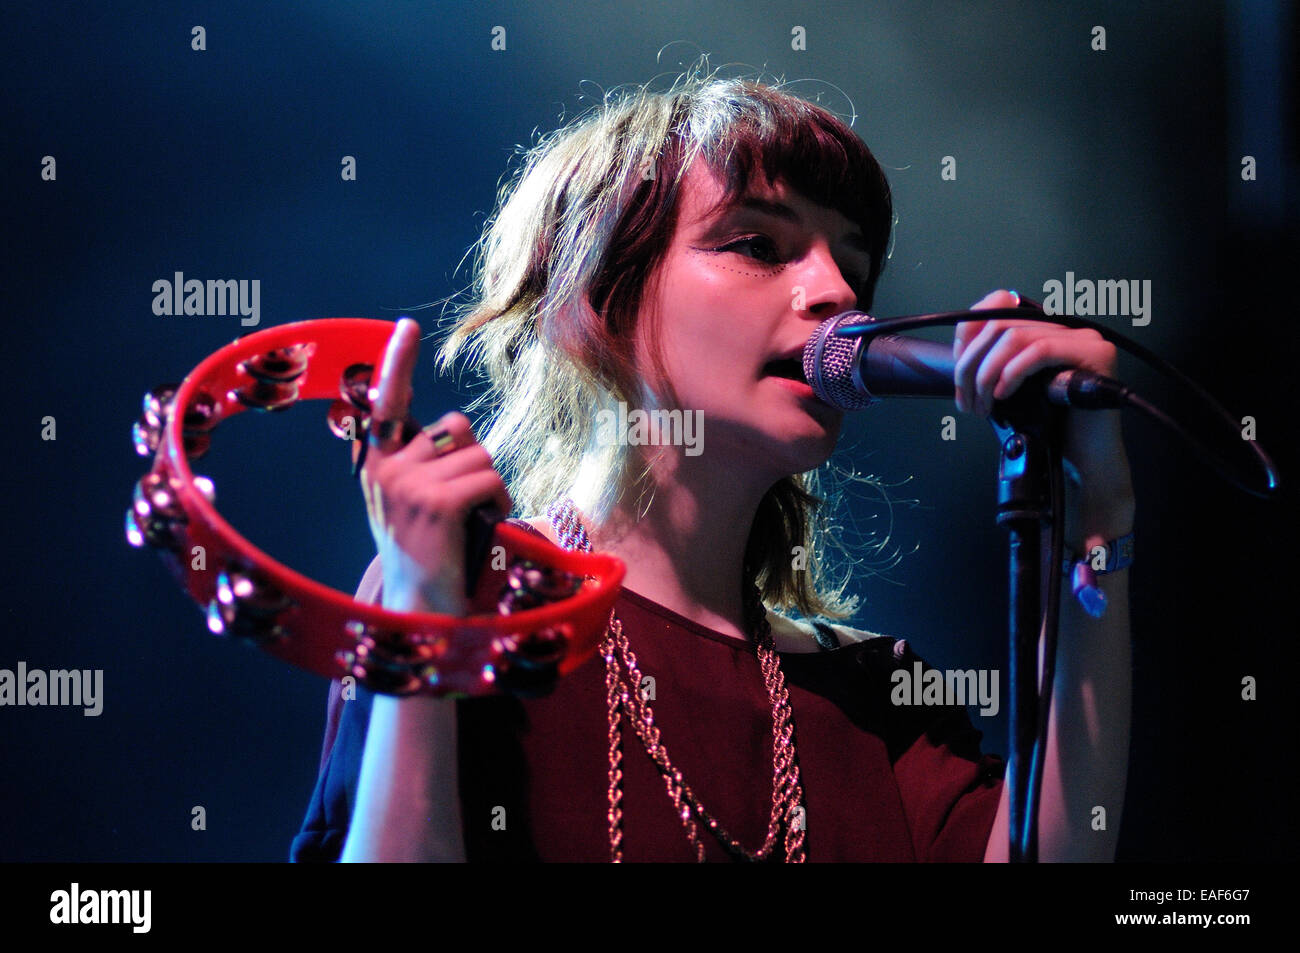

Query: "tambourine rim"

xmin=161 ymin=317 xmax=625 ymax=634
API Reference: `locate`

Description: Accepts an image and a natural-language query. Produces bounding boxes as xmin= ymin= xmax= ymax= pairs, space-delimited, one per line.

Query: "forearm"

xmin=1037 ymin=561 xmax=1132 ymax=861
xmin=340 ymin=693 xmax=466 ymax=862
xmin=340 ymin=583 xmax=467 ymax=863
xmin=986 ymin=483 xmax=1134 ymax=863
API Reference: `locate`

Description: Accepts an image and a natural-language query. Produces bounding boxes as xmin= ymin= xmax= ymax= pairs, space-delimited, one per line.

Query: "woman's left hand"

xmin=953 ymin=289 xmax=1135 ymax=528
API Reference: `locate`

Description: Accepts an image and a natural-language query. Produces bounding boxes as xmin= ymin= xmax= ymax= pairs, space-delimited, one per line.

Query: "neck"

xmin=563 ymin=445 xmax=776 ymax=642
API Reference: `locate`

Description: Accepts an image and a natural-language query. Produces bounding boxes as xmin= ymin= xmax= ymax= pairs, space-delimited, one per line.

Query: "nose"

xmin=793 ymin=242 xmax=859 ymax=319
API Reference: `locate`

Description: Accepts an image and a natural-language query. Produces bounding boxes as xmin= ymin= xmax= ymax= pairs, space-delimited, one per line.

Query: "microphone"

xmin=802 ymin=311 xmax=1129 ymax=411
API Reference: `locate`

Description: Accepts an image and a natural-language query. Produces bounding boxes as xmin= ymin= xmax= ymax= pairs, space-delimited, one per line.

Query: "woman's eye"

xmin=717 ymin=235 xmax=782 ymax=264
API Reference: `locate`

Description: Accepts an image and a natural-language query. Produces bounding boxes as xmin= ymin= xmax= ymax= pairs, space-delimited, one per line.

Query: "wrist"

xmin=1064 ymin=490 xmax=1135 ymax=552
xmin=1060 ymin=485 xmax=1135 ymax=622
xmin=1061 ymin=525 xmax=1133 ymax=618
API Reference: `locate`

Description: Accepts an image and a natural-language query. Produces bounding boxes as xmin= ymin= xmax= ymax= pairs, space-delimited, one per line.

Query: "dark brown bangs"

xmin=699 ymin=84 xmax=893 ymax=308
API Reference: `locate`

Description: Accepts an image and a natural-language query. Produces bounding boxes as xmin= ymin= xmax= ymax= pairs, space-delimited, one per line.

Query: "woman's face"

xmin=635 ymin=161 xmax=867 ymax=479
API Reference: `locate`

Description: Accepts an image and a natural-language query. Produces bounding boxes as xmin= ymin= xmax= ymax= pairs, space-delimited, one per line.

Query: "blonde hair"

xmin=434 ymin=68 xmax=894 ymax=619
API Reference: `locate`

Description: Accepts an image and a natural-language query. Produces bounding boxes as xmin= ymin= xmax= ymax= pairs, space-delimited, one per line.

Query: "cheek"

xmin=645 ymin=271 xmax=718 ymax=362
xmin=642 ymin=254 xmax=770 ymax=402
xmin=660 ymin=333 xmax=724 ymax=399
xmin=668 ymin=258 xmax=766 ymax=347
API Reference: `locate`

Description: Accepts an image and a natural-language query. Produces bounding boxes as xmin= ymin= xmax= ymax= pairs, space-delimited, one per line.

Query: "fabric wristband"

xmin=1061 ymin=531 xmax=1134 ymax=619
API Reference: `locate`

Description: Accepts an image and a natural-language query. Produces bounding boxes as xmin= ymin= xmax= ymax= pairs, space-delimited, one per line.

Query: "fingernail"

xmin=1008 ymin=289 xmax=1021 ymax=306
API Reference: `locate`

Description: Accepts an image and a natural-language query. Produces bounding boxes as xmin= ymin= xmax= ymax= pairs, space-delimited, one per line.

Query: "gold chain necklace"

xmin=545 ymin=498 xmax=807 ymax=862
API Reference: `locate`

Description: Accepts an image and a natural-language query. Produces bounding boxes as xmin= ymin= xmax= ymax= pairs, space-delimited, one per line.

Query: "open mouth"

xmin=762 ymin=357 xmax=806 ymax=382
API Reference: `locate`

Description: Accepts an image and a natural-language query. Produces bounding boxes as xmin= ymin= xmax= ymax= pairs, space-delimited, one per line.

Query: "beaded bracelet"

xmin=1061 ymin=531 xmax=1134 ymax=618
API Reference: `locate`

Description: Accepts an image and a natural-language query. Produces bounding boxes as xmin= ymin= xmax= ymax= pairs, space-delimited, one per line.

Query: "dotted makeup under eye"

xmin=689 ymin=246 xmax=789 ymax=279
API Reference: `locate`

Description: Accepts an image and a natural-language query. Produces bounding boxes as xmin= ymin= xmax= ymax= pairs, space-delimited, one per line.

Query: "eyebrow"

xmin=723 ymin=196 xmax=872 ymax=258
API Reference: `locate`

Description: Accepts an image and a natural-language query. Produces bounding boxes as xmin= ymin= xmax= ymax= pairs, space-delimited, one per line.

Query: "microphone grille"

xmin=803 ymin=312 xmax=876 ymax=410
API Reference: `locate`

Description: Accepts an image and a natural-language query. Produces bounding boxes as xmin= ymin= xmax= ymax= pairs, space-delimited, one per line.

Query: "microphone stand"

xmin=989 ymin=378 xmax=1067 ymax=863
xmin=819 ymin=300 xmax=1281 ymax=863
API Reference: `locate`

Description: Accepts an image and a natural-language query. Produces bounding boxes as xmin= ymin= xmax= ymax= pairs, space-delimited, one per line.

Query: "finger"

xmin=431 ymin=470 xmax=514 ymax=523
xmin=973 ymin=327 xmax=1052 ymax=412
xmin=953 ymin=290 xmax=1021 ymax=406
xmin=388 ymin=412 xmax=475 ymax=466
xmin=360 ymin=465 xmax=374 ymax=516
xmin=406 ymin=442 xmax=497 ymax=484
xmin=954 ymin=320 xmax=1045 ymax=415
xmin=994 ymin=332 xmax=1116 ymax=401
xmin=957 ymin=306 xmax=1069 ymax=369
xmin=990 ymin=336 xmax=1063 ymax=403
xmin=976 ymin=326 xmax=1093 ymax=411
xmin=953 ymin=319 xmax=986 ymax=363
xmin=953 ymin=320 xmax=986 ymax=412
xmin=368 ymin=318 xmax=422 ymax=457
xmin=362 ymin=472 xmax=386 ymax=534
xmin=971 ymin=288 xmax=1019 ymax=312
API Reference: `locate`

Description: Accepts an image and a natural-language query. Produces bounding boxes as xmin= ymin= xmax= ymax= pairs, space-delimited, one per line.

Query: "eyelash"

xmin=716 ymin=235 xmax=783 ymax=266
xmin=715 ymin=234 xmax=865 ymax=290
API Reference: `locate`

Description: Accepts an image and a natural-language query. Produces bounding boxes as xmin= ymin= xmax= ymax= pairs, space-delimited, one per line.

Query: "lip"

xmin=767 ymin=374 xmax=815 ymax=396
xmin=765 ymin=374 xmax=840 ymax=412
xmin=759 ymin=374 xmax=842 ymax=429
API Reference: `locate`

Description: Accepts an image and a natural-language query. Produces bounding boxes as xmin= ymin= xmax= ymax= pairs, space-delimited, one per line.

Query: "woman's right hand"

xmin=360 ymin=317 xmax=512 ymax=616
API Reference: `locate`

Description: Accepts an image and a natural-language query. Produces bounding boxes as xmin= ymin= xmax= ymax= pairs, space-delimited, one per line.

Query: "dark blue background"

xmin=3 ymin=0 xmax=1295 ymax=861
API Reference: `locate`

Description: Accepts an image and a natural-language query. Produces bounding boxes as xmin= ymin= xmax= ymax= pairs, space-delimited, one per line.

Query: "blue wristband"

xmin=1062 ymin=532 xmax=1133 ymax=618
xmin=1062 ymin=531 xmax=1134 ymax=575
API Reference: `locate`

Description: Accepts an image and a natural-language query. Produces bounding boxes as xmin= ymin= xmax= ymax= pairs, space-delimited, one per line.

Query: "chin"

xmin=753 ymin=419 xmax=842 ymax=475
xmin=692 ymin=394 xmax=843 ymax=473
xmin=782 ymin=437 xmax=840 ymax=475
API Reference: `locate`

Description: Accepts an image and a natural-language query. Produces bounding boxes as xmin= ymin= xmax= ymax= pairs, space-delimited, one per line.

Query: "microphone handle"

xmin=859 ymin=295 xmax=1045 ymax=399
xmin=861 ymin=335 xmax=957 ymax=398
xmin=864 ymin=335 xmax=1126 ymax=409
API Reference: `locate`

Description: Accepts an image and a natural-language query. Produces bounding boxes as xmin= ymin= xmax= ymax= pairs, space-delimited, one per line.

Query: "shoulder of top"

xmin=826 ymin=622 xmax=893 ymax=644
xmin=766 ymin=611 xmax=892 ymax=647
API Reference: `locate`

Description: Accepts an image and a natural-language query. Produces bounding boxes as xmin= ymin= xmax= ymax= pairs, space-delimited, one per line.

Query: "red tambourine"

xmin=126 ymin=318 xmax=625 ymax=698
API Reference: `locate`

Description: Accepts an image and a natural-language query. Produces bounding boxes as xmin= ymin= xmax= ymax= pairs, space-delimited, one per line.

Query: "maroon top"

xmin=292 ymin=521 xmax=1005 ymax=862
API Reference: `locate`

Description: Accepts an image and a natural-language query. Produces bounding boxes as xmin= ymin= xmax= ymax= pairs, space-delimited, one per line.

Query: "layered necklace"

xmin=545 ymin=497 xmax=807 ymax=862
